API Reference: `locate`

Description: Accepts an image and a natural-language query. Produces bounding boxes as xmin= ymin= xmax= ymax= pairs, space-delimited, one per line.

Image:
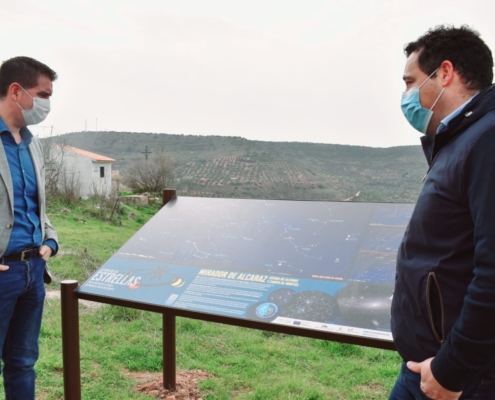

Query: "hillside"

xmin=47 ymin=131 xmax=427 ymax=203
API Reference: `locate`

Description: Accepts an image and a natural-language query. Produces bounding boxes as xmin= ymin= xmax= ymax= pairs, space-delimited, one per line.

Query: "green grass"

xmin=0 ymin=201 xmax=402 ymax=399
xmin=44 ymin=200 xmax=159 ymax=285
xmin=33 ymin=303 xmax=401 ymax=399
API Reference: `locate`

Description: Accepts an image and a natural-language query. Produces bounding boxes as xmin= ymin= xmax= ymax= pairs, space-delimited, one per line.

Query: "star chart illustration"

xmin=116 ymin=197 xmax=413 ymax=285
xmin=79 ymin=197 xmax=414 ymax=340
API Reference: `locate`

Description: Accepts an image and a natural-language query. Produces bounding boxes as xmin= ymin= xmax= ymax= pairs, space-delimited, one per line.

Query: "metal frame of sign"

xmin=60 ymin=189 xmax=399 ymax=400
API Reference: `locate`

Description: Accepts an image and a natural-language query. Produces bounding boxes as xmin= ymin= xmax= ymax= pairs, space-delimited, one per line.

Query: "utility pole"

xmin=141 ymin=146 xmax=152 ymax=161
xmin=117 ymin=181 xmax=122 ymax=226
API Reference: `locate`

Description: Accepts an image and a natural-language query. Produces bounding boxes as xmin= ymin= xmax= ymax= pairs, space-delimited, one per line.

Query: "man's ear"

xmin=8 ymin=82 xmax=22 ymax=102
xmin=439 ymin=60 xmax=455 ymax=87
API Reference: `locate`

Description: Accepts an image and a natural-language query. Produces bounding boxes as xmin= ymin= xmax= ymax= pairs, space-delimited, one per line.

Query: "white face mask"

xmin=16 ymin=87 xmax=51 ymax=126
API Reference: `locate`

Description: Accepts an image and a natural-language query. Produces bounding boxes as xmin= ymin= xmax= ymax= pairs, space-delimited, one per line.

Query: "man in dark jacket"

xmin=390 ymin=26 xmax=495 ymax=400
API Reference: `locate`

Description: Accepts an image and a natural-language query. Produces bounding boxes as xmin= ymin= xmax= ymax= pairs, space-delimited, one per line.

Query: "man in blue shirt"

xmin=0 ymin=56 xmax=59 ymax=400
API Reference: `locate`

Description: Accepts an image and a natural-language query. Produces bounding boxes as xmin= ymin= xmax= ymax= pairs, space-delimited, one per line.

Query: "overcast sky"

xmin=3 ymin=0 xmax=495 ymax=147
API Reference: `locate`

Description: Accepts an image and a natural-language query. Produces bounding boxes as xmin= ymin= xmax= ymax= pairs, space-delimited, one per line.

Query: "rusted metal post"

xmin=162 ymin=189 xmax=177 ymax=208
xmin=61 ymin=280 xmax=81 ymax=400
xmin=161 ymin=188 xmax=177 ymax=390
xmin=162 ymin=311 xmax=176 ymax=391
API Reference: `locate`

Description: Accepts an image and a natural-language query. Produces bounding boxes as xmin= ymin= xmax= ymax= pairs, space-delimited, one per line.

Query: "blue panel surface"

xmin=78 ymin=197 xmax=414 ymax=341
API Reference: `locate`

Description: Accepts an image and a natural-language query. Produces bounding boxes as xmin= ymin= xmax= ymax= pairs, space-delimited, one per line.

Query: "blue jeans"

xmin=390 ymin=361 xmax=495 ymax=400
xmin=0 ymin=257 xmax=46 ymax=400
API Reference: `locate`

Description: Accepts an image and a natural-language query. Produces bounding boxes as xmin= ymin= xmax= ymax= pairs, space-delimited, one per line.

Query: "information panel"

xmin=78 ymin=197 xmax=414 ymax=342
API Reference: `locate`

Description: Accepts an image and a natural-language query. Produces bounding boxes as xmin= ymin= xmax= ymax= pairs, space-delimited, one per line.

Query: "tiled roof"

xmin=64 ymin=146 xmax=116 ymax=162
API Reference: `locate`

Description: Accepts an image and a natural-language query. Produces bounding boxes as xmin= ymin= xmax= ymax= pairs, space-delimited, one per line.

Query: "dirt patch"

xmin=125 ymin=369 xmax=211 ymax=399
xmin=45 ymin=290 xmax=103 ymax=311
xmin=355 ymin=382 xmax=386 ymax=396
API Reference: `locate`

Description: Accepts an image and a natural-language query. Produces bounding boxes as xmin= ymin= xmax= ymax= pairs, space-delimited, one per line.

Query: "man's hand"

xmin=39 ymin=245 xmax=53 ymax=261
xmin=407 ymin=358 xmax=462 ymax=400
xmin=0 ymin=246 xmax=52 ymax=272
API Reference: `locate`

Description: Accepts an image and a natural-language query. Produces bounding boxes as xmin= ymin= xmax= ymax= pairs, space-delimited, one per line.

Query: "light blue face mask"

xmin=401 ymin=68 xmax=445 ymax=134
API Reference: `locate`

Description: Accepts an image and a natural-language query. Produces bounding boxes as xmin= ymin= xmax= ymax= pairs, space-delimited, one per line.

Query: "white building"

xmin=56 ymin=145 xmax=117 ymax=199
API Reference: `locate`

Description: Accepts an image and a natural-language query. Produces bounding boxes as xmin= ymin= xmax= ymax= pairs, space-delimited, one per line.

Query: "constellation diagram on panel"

xmin=116 ymin=197 xmax=414 ymax=283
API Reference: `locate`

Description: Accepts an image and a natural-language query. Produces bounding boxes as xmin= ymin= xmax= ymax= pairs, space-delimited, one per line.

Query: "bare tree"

xmin=124 ymin=147 xmax=177 ymax=194
xmin=85 ymin=177 xmax=114 ymax=218
xmin=42 ymin=135 xmax=63 ymax=199
xmin=58 ymin=163 xmax=82 ymax=204
xmin=41 ymin=135 xmax=82 ymax=204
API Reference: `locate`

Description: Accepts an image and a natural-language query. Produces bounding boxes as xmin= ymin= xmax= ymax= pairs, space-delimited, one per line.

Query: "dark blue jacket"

xmin=391 ymin=85 xmax=495 ymax=392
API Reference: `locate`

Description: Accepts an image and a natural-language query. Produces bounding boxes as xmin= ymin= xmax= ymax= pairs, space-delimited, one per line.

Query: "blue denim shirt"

xmin=0 ymin=118 xmax=56 ymax=255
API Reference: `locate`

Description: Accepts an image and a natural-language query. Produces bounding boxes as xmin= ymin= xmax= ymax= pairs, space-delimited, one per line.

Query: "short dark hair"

xmin=0 ymin=56 xmax=57 ymax=98
xmin=404 ymin=25 xmax=493 ymax=90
